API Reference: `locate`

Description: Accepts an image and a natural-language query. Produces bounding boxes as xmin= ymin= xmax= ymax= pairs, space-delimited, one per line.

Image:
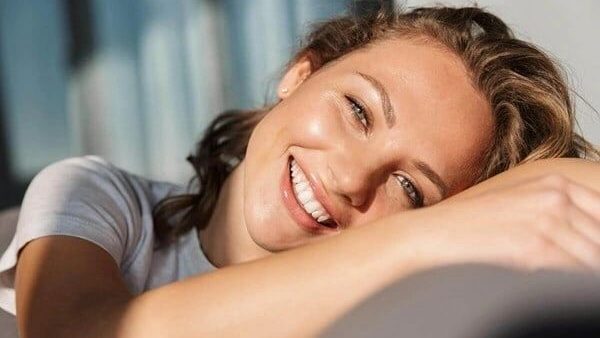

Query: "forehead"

xmin=334 ymin=39 xmax=493 ymax=191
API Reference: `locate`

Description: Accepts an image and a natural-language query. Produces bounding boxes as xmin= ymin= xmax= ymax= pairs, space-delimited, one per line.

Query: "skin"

xmin=15 ymin=33 xmax=600 ymax=338
xmin=200 ymin=38 xmax=494 ymax=267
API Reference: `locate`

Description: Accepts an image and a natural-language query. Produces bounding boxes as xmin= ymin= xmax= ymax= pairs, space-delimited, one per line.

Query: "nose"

xmin=327 ymin=156 xmax=383 ymax=208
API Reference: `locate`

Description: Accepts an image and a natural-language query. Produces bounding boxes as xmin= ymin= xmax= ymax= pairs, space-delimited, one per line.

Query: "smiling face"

xmin=241 ymin=38 xmax=493 ymax=252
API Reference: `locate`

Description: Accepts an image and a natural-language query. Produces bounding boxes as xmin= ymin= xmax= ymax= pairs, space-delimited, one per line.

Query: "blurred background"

xmin=0 ymin=0 xmax=599 ymax=210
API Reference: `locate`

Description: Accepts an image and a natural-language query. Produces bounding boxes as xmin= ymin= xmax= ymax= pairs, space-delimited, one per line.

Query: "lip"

xmin=281 ymin=156 xmax=340 ymax=235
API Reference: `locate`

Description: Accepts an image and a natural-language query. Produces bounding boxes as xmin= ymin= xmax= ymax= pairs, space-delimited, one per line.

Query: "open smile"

xmin=280 ymin=156 xmax=340 ymax=234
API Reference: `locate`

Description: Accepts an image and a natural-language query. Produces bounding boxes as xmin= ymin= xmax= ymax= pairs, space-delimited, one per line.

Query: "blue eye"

xmin=345 ymin=96 xmax=370 ymax=129
xmin=395 ymin=175 xmax=424 ymax=208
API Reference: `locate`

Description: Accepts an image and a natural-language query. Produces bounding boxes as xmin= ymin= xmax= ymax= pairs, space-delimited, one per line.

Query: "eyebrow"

xmin=352 ymin=72 xmax=446 ymax=200
xmin=354 ymin=71 xmax=396 ymax=128
xmin=412 ymin=160 xmax=449 ymax=200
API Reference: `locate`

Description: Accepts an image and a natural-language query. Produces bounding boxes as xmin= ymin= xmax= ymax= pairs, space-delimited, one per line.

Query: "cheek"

xmin=285 ymin=96 xmax=346 ymax=149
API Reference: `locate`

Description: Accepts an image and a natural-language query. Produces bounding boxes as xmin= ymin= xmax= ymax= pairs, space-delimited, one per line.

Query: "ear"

xmin=277 ymin=57 xmax=313 ymax=99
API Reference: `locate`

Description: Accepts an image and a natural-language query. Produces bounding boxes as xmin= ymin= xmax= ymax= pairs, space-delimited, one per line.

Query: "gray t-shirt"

xmin=0 ymin=156 xmax=216 ymax=316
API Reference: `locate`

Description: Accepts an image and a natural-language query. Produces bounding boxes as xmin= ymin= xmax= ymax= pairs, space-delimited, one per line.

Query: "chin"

xmin=243 ymin=201 xmax=309 ymax=252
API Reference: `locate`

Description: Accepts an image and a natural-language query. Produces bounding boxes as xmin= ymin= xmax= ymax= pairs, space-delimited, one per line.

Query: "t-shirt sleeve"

xmin=13 ymin=156 xmax=142 ymax=265
xmin=0 ymin=155 xmax=145 ymax=314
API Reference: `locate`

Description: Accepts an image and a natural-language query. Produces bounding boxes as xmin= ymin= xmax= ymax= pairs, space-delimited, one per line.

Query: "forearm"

xmin=445 ymin=158 xmax=600 ymax=202
xmin=111 ymin=158 xmax=598 ymax=338
xmin=116 ymin=213 xmax=427 ymax=338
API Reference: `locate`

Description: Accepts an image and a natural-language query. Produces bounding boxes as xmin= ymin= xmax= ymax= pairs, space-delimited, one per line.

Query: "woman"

xmin=1 ymin=5 xmax=600 ymax=338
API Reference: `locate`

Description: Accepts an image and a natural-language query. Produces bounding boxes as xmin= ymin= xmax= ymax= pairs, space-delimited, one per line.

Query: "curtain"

xmin=0 ymin=0 xmax=350 ymax=186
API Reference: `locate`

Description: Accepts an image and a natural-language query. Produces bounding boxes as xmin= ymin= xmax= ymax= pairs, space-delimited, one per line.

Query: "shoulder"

xmin=20 ymin=154 xmax=145 ymax=222
xmin=19 ymin=155 xmax=160 ymax=241
xmin=17 ymin=156 xmax=162 ymax=268
xmin=38 ymin=155 xmax=128 ymax=180
xmin=31 ymin=155 xmax=179 ymax=200
xmin=32 ymin=155 xmax=126 ymax=188
xmin=25 ymin=156 xmax=139 ymax=208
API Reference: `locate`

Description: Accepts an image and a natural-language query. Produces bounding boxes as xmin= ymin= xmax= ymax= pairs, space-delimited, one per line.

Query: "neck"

xmin=198 ymin=161 xmax=270 ymax=268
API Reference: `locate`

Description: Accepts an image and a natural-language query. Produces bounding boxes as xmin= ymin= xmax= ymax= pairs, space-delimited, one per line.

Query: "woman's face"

xmin=242 ymin=38 xmax=493 ymax=252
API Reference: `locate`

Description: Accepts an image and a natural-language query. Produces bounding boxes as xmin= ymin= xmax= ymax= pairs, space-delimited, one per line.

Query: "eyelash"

xmin=395 ymin=175 xmax=424 ymax=208
xmin=344 ymin=95 xmax=424 ymax=208
xmin=345 ymin=95 xmax=371 ymax=131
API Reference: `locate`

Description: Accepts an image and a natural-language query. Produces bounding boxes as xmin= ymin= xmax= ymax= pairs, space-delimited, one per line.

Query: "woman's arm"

xmin=15 ymin=236 xmax=133 ymax=338
xmin=446 ymin=158 xmax=600 ymax=201
xmin=117 ymin=158 xmax=600 ymax=337
xmin=16 ymin=158 xmax=600 ymax=338
xmin=17 ymin=206 xmax=428 ymax=338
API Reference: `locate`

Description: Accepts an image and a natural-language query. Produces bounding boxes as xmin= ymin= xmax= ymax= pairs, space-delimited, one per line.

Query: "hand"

xmin=405 ymin=174 xmax=600 ymax=272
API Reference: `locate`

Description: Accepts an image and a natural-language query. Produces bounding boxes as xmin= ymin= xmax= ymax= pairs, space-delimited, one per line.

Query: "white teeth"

xmin=289 ymin=158 xmax=334 ymax=226
xmin=297 ymin=190 xmax=313 ymax=204
xmin=303 ymin=201 xmax=321 ymax=214
xmin=311 ymin=210 xmax=324 ymax=218
xmin=294 ymin=181 xmax=309 ymax=192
